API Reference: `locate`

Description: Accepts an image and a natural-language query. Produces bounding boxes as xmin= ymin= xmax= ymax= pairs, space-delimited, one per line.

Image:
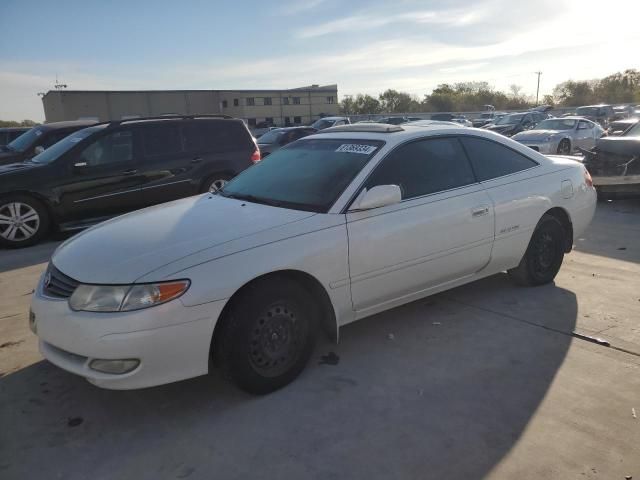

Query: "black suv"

xmin=0 ymin=120 xmax=97 ymax=166
xmin=0 ymin=115 xmax=259 ymax=247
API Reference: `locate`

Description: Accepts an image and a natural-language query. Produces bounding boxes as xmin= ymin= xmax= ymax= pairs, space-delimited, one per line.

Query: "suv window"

xmin=460 ymin=137 xmax=538 ymax=181
xmin=183 ymin=120 xmax=251 ymax=153
xmin=142 ymin=124 xmax=181 ymax=157
xmin=365 ymin=137 xmax=476 ymax=200
xmin=41 ymin=130 xmax=72 ymax=149
xmin=80 ymin=130 xmax=133 ymax=167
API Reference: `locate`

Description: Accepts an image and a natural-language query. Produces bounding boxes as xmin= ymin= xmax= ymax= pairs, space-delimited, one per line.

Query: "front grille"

xmin=43 ymin=264 xmax=80 ymax=299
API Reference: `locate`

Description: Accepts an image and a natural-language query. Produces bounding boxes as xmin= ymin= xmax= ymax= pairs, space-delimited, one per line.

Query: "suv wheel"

xmin=0 ymin=195 xmax=50 ymax=248
xmin=203 ymin=175 xmax=232 ymax=193
xmin=217 ymin=277 xmax=317 ymax=394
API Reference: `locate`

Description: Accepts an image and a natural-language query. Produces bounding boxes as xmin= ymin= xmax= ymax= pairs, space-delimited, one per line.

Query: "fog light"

xmin=29 ymin=310 xmax=37 ymax=334
xmin=89 ymin=359 xmax=140 ymax=374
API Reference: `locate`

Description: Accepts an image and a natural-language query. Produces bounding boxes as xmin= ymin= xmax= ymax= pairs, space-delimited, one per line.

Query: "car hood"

xmin=52 ymin=194 xmax=317 ymax=284
xmin=512 ymin=130 xmax=562 ymax=140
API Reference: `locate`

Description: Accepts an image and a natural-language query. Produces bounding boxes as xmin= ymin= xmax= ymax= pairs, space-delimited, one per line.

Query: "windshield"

xmin=576 ymin=107 xmax=599 ymax=116
xmin=219 ymin=138 xmax=384 ymax=213
xmin=310 ymin=119 xmax=335 ymax=130
xmin=6 ymin=127 xmax=44 ymax=153
xmin=257 ymin=130 xmax=284 ymax=144
xmin=496 ymin=114 xmax=524 ymax=125
xmin=31 ymin=125 xmax=104 ymax=164
xmin=534 ymin=119 xmax=577 ymax=130
xmin=623 ymin=122 xmax=640 ymax=137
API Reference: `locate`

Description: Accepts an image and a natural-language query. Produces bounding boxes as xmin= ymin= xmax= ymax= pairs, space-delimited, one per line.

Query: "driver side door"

xmin=56 ymin=128 xmax=146 ymax=224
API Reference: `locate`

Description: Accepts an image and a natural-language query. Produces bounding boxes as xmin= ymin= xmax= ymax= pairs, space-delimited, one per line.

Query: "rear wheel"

xmin=0 ymin=195 xmax=50 ymax=248
xmin=217 ymin=277 xmax=317 ymax=394
xmin=203 ymin=174 xmax=232 ymax=193
xmin=557 ymin=139 xmax=571 ymax=155
xmin=508 ymin=215 xmax=566 ymax=286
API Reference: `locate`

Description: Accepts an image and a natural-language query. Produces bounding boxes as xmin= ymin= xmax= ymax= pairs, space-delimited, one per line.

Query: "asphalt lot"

xmin=1 ymin=198 xmax=639 ymax=480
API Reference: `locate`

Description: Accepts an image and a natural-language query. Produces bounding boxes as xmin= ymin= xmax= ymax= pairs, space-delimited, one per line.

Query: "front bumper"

xmin=30 ymin=276 xmax=227 ymax=390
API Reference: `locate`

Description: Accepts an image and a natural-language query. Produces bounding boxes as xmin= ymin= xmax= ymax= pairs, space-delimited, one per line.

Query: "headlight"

xmin=542 ymin=135 xmax=554 ymax=142
xmin=69 ymin=280 xmax=190 ymax=312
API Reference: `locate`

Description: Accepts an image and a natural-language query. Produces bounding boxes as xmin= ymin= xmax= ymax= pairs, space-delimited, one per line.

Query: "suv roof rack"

xmin=317 ymin=123 xmax=404 ymax=134
xmin=95 ymin=114 xmax=235 ymax=128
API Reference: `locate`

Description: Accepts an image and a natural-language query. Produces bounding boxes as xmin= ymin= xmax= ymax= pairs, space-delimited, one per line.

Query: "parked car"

xmin=608 ymin=117 xmax=639 ymax=136
xmin=0 ymin=115 xmax=259 ymax=248
xmin=512 ymin=117 xmax=604 ymax=154
xmin=575 ymin=105 xmax=616 ymax=128
xmin=612 ymin=105 xmax=635 ymax=120
xmin=309 ymin=116 xmax=350 ymax=130
xmin=29 ymin=123 xmax=596 ymax=394
xmin=0 ymin=120 xmax=96 ymax=166
xmin=430 ymin=113 xmax=472 ymax=127
xmin=252 ymin=121 xmax=277 ymax=139
xmin=377 ymin=116 xmax=411 ymax=125
xmin=530 ymin=105 xmax=554 ymax=113
xmin=483 ymin=111 xmax=547 ymax=137
xmin=257 ymin=127 xmax=316 ymax=157
xmin=472 ymin=112 xmax=506 ymax=128
xmin=580 ymin=121 xmax=640 ymax=196
xmin=0 ymin=127 xmax=30 ymax=147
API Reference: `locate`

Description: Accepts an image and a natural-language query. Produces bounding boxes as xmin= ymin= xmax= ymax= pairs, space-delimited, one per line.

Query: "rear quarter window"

xmin=460 ymin=137 xmax=538 ymax=181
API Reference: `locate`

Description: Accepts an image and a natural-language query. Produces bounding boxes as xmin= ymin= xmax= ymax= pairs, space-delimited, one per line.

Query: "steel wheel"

xmin=0 ymin=202 xmax=40 ymax=242
xmin=208 ymin=178 xmax=228 ymax=193
xmin=249 ymin=304 xmax=304 ymax=378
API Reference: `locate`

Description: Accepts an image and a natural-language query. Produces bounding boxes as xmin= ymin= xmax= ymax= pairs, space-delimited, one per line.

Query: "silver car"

xmin=512 ymin=117 xmax=604 ymax=154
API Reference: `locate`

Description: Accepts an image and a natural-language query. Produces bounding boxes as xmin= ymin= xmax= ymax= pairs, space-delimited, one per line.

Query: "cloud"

xmin=278 ymin=0 xmax=327 ymax=16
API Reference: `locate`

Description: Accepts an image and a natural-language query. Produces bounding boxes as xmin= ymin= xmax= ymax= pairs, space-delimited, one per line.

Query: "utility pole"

xmin=535 ymin=71 xmax=542 ymax=105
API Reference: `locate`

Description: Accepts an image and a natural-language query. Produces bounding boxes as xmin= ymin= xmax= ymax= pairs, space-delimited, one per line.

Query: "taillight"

xmin=250 ymin=145 xmax=261 ymax=163
xmin=584 ymin=167 xmax=593 ymax=187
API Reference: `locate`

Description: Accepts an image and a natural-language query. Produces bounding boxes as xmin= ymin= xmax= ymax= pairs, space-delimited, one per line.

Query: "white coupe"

xmin=30 ymin=124 xmax=597 ymax=394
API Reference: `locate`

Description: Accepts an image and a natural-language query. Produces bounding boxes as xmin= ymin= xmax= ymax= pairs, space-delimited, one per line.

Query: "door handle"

xmin=471 ymin=206 xmax=490 ymax=217
xmin=122 ymin=169 xmax=138 ymax=175
xmin=191 ymin=157 xmax=203 ymax=163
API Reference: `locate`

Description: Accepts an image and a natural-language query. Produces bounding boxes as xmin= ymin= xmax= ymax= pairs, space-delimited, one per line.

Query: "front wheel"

xmin=203 ymin=174 xmax=232 ymax=193
xmin=217 ymin=277 xmax=317 ymax=394
xmin=508 ymin=215 xmax=566 ymax=286
xmin=0 ymin=195 xmax=50 ymax=248
xmin=557 ymin=139 xmax=571 ymax=155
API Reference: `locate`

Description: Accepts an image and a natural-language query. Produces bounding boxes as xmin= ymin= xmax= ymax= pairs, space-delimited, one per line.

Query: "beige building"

xmin=42 ymin=85 xmax=339 ymax=127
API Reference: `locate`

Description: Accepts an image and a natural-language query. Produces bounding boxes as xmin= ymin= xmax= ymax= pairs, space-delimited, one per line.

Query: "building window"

xmin=222 ymin=100 xmax=228 ymax=108
xmin=248 ymin=118 xmax=257 ymax=127
xmin=293 ymin=97 xmax=301 ymax=105
xmin=326 ymin=96 xmax=335 ymax=104
xmin=233 ymin=98 xmax=239 ymax=107
xmin=284 ymin=116 xmax=291 ymax=126
xmin=294 ymin=116 xmax=302 ymax=124
xmin=265 ymin=117 xmax=274 ymax=125
xmin=283 ymin=97 xmax=290 ymax=105
xmin=263 ymin=97 xmax=272 ymax=106
xmin=246 ymin=97 xmax=255 ymax=106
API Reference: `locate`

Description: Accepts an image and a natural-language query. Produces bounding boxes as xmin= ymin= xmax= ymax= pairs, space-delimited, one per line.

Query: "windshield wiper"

xmin=217 ymin=191 xmax=321 ymax=212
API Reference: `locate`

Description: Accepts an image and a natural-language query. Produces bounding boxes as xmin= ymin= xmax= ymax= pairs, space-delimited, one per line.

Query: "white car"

xmin=30 ymin=124 xmax=597 ymax=394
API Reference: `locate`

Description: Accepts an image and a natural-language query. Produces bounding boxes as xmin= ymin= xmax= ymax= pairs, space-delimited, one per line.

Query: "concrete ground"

xmin=1 ymin=199 xmax=639 ymax=480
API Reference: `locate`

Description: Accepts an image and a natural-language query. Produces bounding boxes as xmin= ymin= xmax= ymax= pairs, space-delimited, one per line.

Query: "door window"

xmin=364 ymin=137 xmax=476 ymax=200
xmin=142 ymin=124 xmax=181 ymax=157
xmin=460 ymin=137 xmax=538 ymax=181
xmin=79 ymin=130 xmax=133 ymax=167
xmin=578 ymin=120 xmax=592 ymax=130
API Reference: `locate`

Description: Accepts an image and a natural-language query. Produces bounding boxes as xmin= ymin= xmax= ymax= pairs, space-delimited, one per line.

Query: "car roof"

xmin=40 ymin=120 xmax=98 ymax=130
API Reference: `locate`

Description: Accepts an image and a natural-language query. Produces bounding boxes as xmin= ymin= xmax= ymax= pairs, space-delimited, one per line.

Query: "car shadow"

xmin=573 ymin=197 xmax=640 ymax=264
xmin=0 ymin=232 xmax=73 ymax=274
xmin=0 ymin=275 xmax=577 ymax=480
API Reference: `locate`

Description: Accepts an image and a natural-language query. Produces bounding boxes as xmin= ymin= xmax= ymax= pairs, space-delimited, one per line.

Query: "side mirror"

xmin=34 ymin=145 xmax=45 ymax=155
xmin=350 ymin=185 xmax=402 ymax=211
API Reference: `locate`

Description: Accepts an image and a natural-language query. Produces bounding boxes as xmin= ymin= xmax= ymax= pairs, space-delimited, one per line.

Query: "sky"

xmin=1 ymin=0 xmax=639 ymax=121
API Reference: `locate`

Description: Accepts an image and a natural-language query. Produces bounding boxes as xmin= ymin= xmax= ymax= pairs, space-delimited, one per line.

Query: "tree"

xmin=339 ymin=95 xmax=356 ymax=115
xmin=378 ymin=89 xmax=420 ymax=113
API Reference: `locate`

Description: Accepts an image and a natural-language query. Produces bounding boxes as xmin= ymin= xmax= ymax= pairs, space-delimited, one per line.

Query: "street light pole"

xmin=535 ymin=71 xmax=542 ymax=105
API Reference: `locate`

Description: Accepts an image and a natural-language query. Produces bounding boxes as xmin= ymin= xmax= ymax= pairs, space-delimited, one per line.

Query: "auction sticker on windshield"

xmin=335 ymin=144 xmax=378 ymax=155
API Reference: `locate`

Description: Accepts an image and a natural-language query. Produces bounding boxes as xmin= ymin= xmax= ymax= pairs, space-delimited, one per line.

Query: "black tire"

xmin=0 ymin=194 xmax=50 ymax=248
xmin=202 ymin=174 xmax=232 ymax=193
xmin=508 ymin=215 xmax=566 ymax=287
xmin=217 ymin=277 xmax=317 ymax=394
xmin=557 ymin=139 xmax=571 ymax=155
